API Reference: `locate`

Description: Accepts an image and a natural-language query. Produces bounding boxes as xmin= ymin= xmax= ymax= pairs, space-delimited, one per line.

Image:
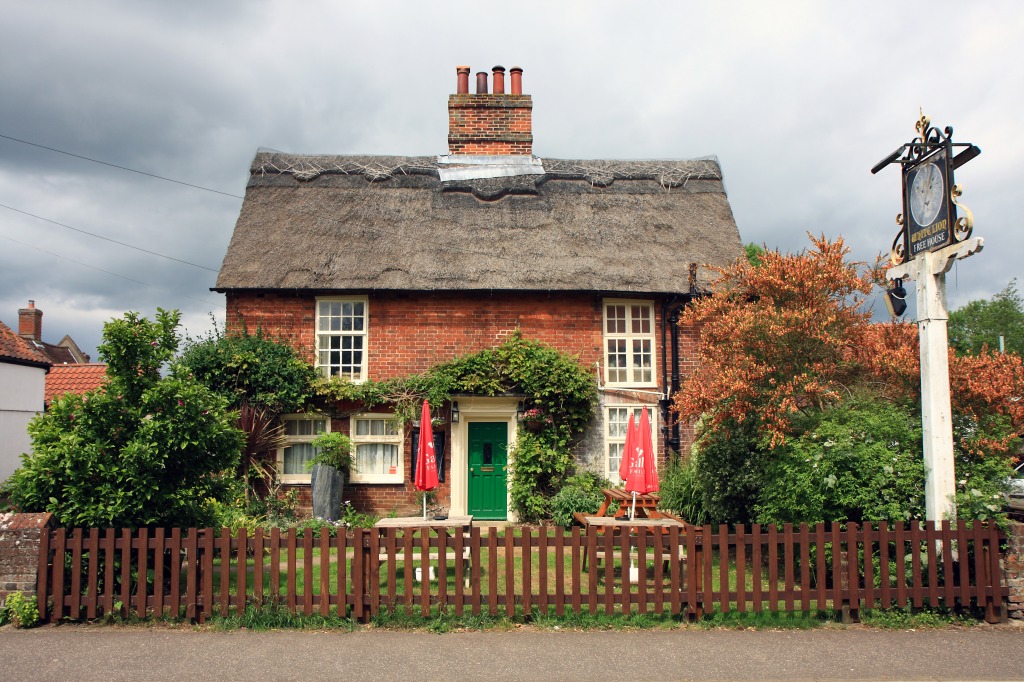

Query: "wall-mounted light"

xmin=516 ymin=401 xmax=525 ymax=421
xmin=451 ymin=401 xmax=460 ymax=423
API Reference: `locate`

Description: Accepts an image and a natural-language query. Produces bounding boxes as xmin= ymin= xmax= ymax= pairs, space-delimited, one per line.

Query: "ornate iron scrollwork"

xmin=909 ymin=110 xmax=951 ymax=162
xmin=951 ymin=183 xmax=974 ymax=241
xmin=890 ymin=213 xmax=906 ymax=265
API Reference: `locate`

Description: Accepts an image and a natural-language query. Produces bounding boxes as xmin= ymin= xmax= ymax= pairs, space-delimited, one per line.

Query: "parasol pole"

xmin=630 ymin=491 xmax=637 ymax=521
xmin=423 ymin=494 xmax=427 ymax=520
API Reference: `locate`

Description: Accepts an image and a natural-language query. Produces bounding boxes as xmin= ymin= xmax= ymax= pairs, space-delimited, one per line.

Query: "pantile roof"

xmin=45 ymin=363 xmax=108 ymax=404
xmin=0 ymin=319 xmax=50 ymax=368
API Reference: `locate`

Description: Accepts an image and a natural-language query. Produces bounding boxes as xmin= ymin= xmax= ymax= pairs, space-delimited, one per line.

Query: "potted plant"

xmin=307 ymin=432 xmax=353 ymax=522
xmin=520 ymin=407 xmax=552 ymax=432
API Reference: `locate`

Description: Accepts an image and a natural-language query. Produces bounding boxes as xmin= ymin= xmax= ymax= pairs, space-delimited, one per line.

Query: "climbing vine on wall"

xmin=315 ymin=331 xmax=598 ymax=521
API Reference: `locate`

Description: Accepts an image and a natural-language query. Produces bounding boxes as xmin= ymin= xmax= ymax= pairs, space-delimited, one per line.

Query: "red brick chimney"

xmin=18 ymin=300 xmax=42 ymax=341
xmin=448 ymin=65 xmax=533 ymax=155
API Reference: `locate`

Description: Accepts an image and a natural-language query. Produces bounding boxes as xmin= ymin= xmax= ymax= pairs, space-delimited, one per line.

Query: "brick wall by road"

xmin=1004 ymin=520 xmax=1024 ymax=619
xmin=0 ymin=512 xmax=53 ymax=604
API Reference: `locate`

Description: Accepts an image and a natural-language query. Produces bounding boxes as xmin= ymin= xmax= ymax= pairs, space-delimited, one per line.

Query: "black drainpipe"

xmin=660 ymin=296 xmax=685 ymax=458
xmin=660 ymin=263 xmax=700 ymax=460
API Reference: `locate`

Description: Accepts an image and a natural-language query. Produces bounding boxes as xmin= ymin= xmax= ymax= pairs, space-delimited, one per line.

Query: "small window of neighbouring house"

xmin=603 ymin=300 xmax=655 ymax=386
xmin=350 ymin=414 xmax=403 ymax=484
xmin=316 ymin=298 xmax=368 ymax=381
xmin=277 ymin=415 xmax=329 ymax=484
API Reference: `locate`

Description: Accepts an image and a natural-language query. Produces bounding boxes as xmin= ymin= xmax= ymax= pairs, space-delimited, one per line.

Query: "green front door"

xmin=467 ymin=422 xmax=508 ymax=520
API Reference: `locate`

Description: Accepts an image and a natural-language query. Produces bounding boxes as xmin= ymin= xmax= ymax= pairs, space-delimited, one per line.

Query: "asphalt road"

xmin=3 ymin=623 xmax=1024 ymax=681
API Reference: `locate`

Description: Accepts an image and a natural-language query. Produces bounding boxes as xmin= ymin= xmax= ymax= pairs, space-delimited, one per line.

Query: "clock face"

xmin=910 ymin=161 xmax=943 ymax=227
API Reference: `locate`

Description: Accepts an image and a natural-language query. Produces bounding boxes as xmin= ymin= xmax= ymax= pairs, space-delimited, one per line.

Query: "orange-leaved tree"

xmin=674 ymin=234 xmax=873 ymax=447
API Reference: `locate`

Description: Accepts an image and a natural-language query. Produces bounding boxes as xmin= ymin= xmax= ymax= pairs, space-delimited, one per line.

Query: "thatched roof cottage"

xmin=215 ymin=66 xmax=743 ymax=520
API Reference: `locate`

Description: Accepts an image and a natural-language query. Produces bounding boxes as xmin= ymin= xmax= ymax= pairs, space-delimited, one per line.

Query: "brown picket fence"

xmin=36 ymin=520 xmax=1007 ymax=624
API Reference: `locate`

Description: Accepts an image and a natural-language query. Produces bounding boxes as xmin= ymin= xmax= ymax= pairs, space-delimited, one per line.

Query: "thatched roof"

xmin=215 ymin=152 xmax=744 ymax=295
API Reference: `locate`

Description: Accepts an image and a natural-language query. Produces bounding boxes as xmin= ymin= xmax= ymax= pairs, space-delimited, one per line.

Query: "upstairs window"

xmin=317 ymin=298 xmax=368 ymax=381
xmin=603 ymin=300 xmax=655 ymax=386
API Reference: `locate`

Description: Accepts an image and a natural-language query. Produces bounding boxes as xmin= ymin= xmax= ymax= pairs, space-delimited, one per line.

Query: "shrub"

xmin=550 ymin=472 xmax=609 ymax=528
xmin=509 ymin=432 xmax=574 ymax=523
xmin=754 ymin=396 xmax=925 ymax=525
xmin=307 ymin=432 xmax=354 ymax=475
xmin=658 ymin=457 xmax=709 ymax=526
xmin=2 ymin=592 xmax=40 ymax=628
xmin=178 ymin=325 xmax=318 ymax=413
xmin=686 ymin=416 xmax=764 ymax=524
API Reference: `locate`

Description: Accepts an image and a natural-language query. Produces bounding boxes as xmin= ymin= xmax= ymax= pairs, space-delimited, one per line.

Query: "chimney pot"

xmin=509 ymin=66 xmax=523 ymax=95
xmin=492 ymin=65 xmax=506 ymax=94
xmin=456 ymin=66 xmax=470 ymax=94
xmin=448 ymin=64 xmax=532 ymax=156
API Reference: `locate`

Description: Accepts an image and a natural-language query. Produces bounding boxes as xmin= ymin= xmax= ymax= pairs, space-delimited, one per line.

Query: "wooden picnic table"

xmin=373 ymin=516 xmax=474 ymax=587
xmin=572 ymin=513 xmax=687 ymax=572
xmin=596 ymin=488 xmax=668 ymax=519
xmin=374 ymin=515 xmax=473 ymax=531
xmin=573 ymin=512 xmax=686 ymax=530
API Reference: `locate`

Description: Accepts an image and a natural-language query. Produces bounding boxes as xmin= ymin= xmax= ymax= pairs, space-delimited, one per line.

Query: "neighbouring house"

xmin=17 ymin=300 xmax=91 ymax=365
xmin=214 ymin=65 xmax=744 ymax=520
xmin=16 ymin=300 xmax=105 ymax=410
xmin=0 ymin=318 xmax=49 ymax=483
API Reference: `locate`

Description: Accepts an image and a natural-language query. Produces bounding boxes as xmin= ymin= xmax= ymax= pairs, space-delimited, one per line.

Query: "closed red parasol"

xmin=624 ymin=406 xmax=659 ymax=519
xmin=414 ymin=400 xmax=439 ymax=518
xmin=617 ymin=412 xmax=637 ymax=484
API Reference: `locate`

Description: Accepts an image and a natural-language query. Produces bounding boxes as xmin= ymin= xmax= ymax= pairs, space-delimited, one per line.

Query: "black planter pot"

xmin=310 ymin=463 xmax=346 ymax=522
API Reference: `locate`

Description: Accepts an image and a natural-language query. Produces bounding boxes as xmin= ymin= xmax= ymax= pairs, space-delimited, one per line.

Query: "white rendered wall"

xmin=0 ymin=363 xmax=46 ymax=482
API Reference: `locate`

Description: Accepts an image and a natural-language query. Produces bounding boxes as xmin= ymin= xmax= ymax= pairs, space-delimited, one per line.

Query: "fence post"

xmin=982 ymin=523 xmax=1007 ymax=623
xmin=689 ymin=525 xmax=704 ymax=621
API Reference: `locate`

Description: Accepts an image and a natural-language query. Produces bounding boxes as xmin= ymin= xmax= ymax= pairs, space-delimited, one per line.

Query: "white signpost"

xmin=887 ymin=238 xmax=983 ymax=521
xmin=873 ymin=112 xmax=981 ymax=522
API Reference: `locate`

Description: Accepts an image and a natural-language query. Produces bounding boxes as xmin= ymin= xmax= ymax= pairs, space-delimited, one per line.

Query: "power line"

xmin=0 ymin=234 xmax=222 ymax=308
xmin=0 ymin=132 xmax=244 ymax=199
xmin=0 ymin=202 xmax=219 ymax=272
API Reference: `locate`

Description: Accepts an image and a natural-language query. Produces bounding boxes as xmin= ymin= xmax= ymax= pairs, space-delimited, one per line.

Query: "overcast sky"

xmin=1 ymin=1 xmax=1021 ymax=359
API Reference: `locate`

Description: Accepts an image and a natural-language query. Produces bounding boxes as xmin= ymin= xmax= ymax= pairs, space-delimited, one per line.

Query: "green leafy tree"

xmin=2 ymin=309 xmax=243 ymax=528
xmin=178 ymin=327 xmax=319 ymax=501
xmin=948 ymin=279 xmax=1024 ymax=356
xmin=178 ymin=326 xmax=318 ymax=413
xmin=744 ymin=242 xmax=766 ymax=267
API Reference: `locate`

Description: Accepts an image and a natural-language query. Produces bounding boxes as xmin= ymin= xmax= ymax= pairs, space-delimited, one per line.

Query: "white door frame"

xmin=448 ymin=396 xmax=520 ymax=521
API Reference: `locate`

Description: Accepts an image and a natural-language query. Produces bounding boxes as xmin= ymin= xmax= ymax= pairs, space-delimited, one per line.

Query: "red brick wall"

xmin=227 ymin=290 xmax=701 ymax=515
xmin=226 ymin=291 xmax=609 ymax=380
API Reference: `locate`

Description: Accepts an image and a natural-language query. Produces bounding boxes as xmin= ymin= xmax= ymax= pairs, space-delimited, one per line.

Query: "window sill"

xmin=348 ymin=475 xmax=404 ymax=485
